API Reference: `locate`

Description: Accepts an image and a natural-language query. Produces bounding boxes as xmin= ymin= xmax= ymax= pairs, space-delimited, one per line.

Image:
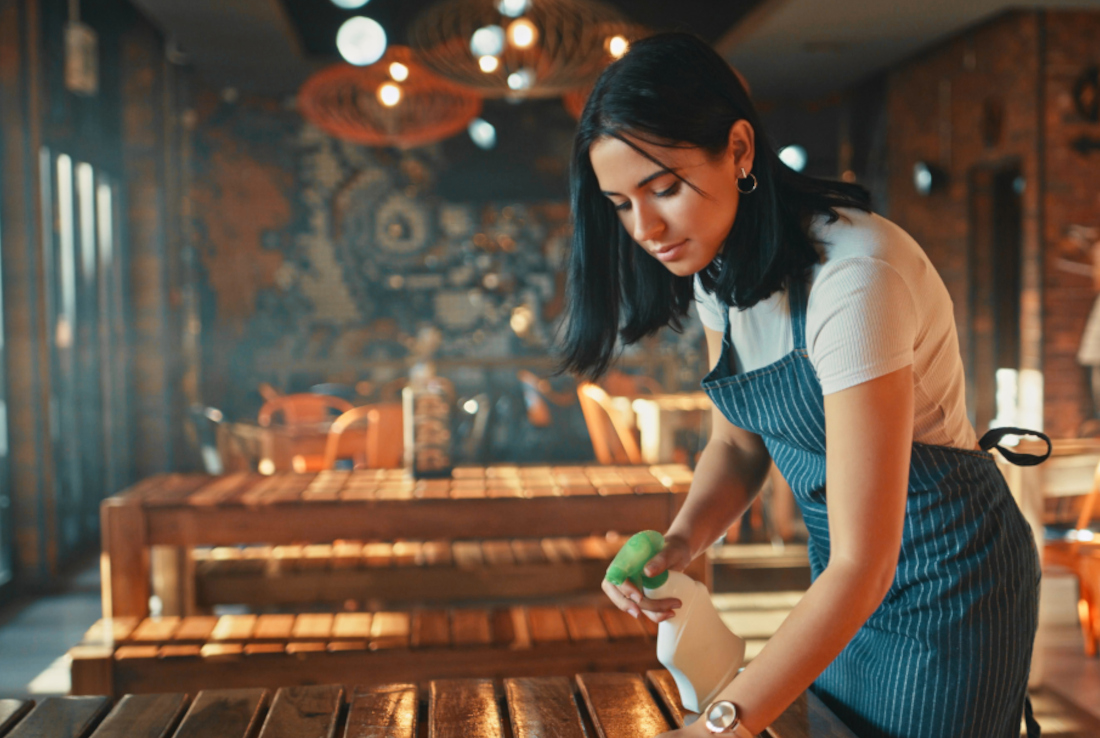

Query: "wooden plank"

xmin=344 ymin=684 xmax=417 ymax=738
xmin=411 ymin=611 xmax=450 ymax=648
xmin=88 ymin=694 xmax=189 ymax=738
xmin=0 ymin=701 xmax=34 ymax=736
xmin=765 ymin=689 xmax=859 ymax=738
xmin=174 ymin=616 xmax=219 ymax=642
xmin=599 ymin=607 xmax=649 ymax=641
xmin=6 ymin=697 xmax=110 ymax=738
xmin=420 ymin=541 xmax=452 ymax=566
xmin=646 ymin=670 xmax=688 ymax=729
xmin=362 ymin=543 xmax=393 ymax=568
xmin=576 ymin=673 xmax=670 ymax=738
xmin=526 ymin=607 xmax=569 ymax=643
xmin=428 ymin=680 xmax=503 ymax=738
xmin=131 ymin=617 xmax=180 ymax=643
xmin=563 ymin=606 xmax=609 ymax=641
xmin=210 ymin=615 xmax=257 ymax=641
xmin=253 ymin=614 xmax=296 ymax=641
xmin=504 ymin=677 xmax=587 ymax=738
xmin=68 ymin=646 xmax=115 ymax=696
xmin=490 ymin=608 xmax=522 ymax=649
xmin=256 ymin=686 xmax=343 ymax=738
xmin=509 ymin=540 xmax=547 ymax=565
xmin=480 ymin=540 xmax=515 ymax=566
xmin=291 ymin=614 xmax=334 ymax=641
xmin=369 ymin=612 xmax=410 ymax=650
xmin=390 ymin=541 xmax=419 ymax=566
xmin=333 ymin=613 xmax=373 ymax=640
xmin=450 ymin=609 xmax=492 ymax=646
xmin=172 ymin=689 xmax=268 ymax=738
xmin=452 ymin=541 xmax=484 ymax=569
xmin=541 ymin=538 xmax=581 ymax=563
xmin=82 ymin=618 xmax=139 ymax=645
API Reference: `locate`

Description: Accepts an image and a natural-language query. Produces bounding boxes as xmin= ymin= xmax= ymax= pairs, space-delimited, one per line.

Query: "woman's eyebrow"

xmin=601 ymin=169 xmax=673 ymax=197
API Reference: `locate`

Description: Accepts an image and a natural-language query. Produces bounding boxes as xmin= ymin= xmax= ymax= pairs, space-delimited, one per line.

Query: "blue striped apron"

xmin=701 ymin=277 xmax=1046 ymax=738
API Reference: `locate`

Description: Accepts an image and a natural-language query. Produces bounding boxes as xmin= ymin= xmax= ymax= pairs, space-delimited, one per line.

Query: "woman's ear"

xmin=727 ymin=120 xmax=755 ymax=173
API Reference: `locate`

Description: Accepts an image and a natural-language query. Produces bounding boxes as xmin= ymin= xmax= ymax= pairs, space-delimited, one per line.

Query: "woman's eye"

xmin=656 ymin=181 xmax=680 ymax=198
xmin=613 ymin=200 xmax=631 ymax=212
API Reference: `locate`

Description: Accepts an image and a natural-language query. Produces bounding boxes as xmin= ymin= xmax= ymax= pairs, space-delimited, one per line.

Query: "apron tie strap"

xmin=978 ymin=427 xmax=1052 ymax=467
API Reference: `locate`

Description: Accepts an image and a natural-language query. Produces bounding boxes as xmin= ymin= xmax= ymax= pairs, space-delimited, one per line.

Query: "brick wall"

xmin=887 ymin=10 xmax=1100 ymax=438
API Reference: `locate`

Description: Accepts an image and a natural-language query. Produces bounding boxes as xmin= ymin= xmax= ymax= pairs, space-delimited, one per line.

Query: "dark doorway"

xmin=968 ymin=162 xmax=1023 ymax=434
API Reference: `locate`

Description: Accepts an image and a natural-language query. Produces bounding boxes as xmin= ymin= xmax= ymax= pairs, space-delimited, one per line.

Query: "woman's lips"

xmin=653 ymin=239 xmax=688 ymax=263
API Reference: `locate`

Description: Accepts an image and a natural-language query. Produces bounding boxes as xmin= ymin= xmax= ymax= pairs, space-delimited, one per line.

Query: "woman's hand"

xmin=601 ymin=534 xmax=694 ymax=623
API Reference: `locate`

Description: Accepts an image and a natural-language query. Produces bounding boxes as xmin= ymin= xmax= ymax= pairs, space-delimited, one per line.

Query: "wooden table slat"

xmin=6 ymin=697 xmax=111 ymax=738
xmin=428 ymin=679 xmax=503 ymax=738
xmin=174 ymin=617 xmax=219 ymax=642
xmin=420 ymin=541 xmax=452 ymax=567
xmin=503 ymin=677 xmax=587 ymax=738
xmin=411 ymin=611 xmax=450 ymax=648
xmin=480 ymin=540 xmax=515 ymax=566
xmin=452 ymin=542 xmax=484 ymax=570
xmin=332 ymin=613 xmax=373 ymax=640
xmin=563 ymin=606 xmax=609 ymax=641
xmin=0 ymin=700 xmax=33 ymax=737
xmin=172 ymin=689 xmax=268 ymax=738
xmin=450 ymin=609 xmax=492 ymax=646
xmin=541 ymin=538 xmax=581 ymax=563
xmin=344 ymin=684 xmax=417 ymax=738
xmin=509 ymin=540 xmax=547 ymax=565
xmin=577 ymin=673 xmax=670 ymax=738
xmin=87 ymin=694 xmax=189 ymax=738
xmin=645 ymin=670 xmax=688 ymax=729
xmin=210 ymin=615 xmax=257 ymax=641
xmin=764 ymin=690 xmax=859 ymax=738
xmin=362 ymin=543 xmax=393 ymax=567
xmin=257 ymin=686 xmax=343 ymax=738
xmin=526 ymin=606 xmax=569 ymax=643
xmin=291 ymin=614 xmax=334 ymax=641
xmin=253 ymin=614 xmax=296 ymax=641
xmin=369 ymin=612 xmax=410 ymax=650
xmin=130 ymin=618 xmax=180 ymax=643
xmin=599 ymin=607 xmax=649 ymax=641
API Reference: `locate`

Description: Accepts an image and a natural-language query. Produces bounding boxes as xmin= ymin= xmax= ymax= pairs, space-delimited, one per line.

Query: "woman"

xmin=561 ymin=33 xmax=1046 ymax=738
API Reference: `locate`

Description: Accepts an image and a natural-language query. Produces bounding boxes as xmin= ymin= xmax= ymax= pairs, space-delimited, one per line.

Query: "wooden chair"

xmin=577 ymin=383 xmax=642 ymax=465
xmin=1044 ymin=458 xmax=1100 ymax=656
xmin=517 ymin=370 xmax=575 ymax=428
xmin=257 ymin=393 xmax=353 ymax=428
xmin=319 ymin=403 xmax=404 ymax=470
xmin=600 ymin=368 xmax=663 ymax=397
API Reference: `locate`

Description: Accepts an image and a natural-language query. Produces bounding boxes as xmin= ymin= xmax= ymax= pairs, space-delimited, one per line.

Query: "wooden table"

xmin=608 ymin=392 xmax=712 ymax=464
xmin=7 ymin=674 xmax=856 ymax=737
xmin=101 ymin=464 xmax=694 ymax=619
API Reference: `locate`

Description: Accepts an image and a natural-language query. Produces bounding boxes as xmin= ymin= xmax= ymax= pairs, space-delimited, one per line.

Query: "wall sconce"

xmin=913 ymin=161 xmax=948 ymax=196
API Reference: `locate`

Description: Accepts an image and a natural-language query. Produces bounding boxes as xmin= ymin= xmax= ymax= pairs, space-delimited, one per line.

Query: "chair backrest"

xmin=576 ymin=382 xmax=642 ymax=465
xmin=321 ymin=403 xmax=404 ymax=470
xmin=258 ymin=393 xmax=353 ymax=428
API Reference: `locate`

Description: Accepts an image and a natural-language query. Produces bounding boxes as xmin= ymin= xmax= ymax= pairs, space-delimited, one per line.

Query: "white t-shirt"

xmin=695 ymin=208 xmax=977 ymax=450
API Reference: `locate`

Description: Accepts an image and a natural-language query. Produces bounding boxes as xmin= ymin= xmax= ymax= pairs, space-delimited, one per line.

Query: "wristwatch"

xmin=703 ymin=700 xmax=755 ymax=736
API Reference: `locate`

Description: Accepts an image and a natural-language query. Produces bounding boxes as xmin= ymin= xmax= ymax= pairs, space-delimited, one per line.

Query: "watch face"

xmin=705 ymin=701 xmax=738 ymax=733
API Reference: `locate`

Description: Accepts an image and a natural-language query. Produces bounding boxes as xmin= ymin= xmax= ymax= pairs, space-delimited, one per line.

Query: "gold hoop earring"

xmin=737 ymin=167 xmax=758 ymax=194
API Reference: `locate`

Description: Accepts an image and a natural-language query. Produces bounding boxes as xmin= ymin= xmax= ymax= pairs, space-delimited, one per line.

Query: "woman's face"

xmin=589 ymin=123 xmax=753 ymax=277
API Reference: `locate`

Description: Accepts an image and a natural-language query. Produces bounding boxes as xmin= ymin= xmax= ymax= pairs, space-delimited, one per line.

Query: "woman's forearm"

xmin=714 ymin=559 xmax=893 ymax=734
xmin=666 ymin=435 xmax=770 ymax=559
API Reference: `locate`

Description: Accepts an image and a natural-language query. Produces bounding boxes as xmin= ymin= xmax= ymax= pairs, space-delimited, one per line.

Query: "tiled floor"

xmin=0 ymin=555 xmax=1097 ymax=737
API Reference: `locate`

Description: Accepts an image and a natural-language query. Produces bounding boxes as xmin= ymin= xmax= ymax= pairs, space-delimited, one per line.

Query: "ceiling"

xmin=129 ymin=0 xmax=1100 ymax=100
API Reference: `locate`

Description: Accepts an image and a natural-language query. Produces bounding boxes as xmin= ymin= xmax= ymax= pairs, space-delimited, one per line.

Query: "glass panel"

xmin=75 ymin=162 xmax=104 ymax=535
xmin=96 ymin=177 xmax=128 ymax=496
xmin=0 ymin=145 xmax=10 ymax=590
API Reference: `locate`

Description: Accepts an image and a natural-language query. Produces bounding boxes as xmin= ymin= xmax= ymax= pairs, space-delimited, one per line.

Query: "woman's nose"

xmin=631 ymin=206 xmax=665 ymax=244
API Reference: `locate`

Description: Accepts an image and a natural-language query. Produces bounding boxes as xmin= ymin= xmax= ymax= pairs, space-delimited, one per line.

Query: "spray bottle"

xmin=606 ymin=530 xmax=745 ymax=713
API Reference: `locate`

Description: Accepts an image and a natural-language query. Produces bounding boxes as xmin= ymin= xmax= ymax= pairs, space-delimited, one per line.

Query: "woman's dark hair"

xmin=559 ymin=32 xmax=871 ymax=379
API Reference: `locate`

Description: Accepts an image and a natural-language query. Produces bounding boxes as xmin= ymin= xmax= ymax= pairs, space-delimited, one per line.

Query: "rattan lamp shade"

xmin=298 ymin=47 xmax=483 ymax=148
xmin=408 ymin=0 xmax=636 ymax=98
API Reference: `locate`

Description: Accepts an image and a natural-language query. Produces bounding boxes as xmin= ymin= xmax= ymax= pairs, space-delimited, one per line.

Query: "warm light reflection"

xmin=606 ymin=35 xmax=629 ymax=58
xmin=507 ymin=18 xmax=538 ymax=49
xmin=377 ymin=82 xmax=402 ymax=106
xmin=478 ymin=55 xmax=500 ymax=73
xmin=507 ymin=68 xmax=534 ymax=90
xmin=388 ymin=62 xmax=409 ymax=81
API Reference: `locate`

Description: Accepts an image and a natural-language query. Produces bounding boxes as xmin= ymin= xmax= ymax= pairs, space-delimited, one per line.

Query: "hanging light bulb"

xmin=497 ymin=0 xmax=529 ymax=18
xmin=478 ymin=55 xmax=500 ymax=73
xmin=606 ymin=35 xmax=629 ymax=58
xmin=470 ymin=25 xmax=505 ymax=57
xmin=377 ymin=82 xmax=402 ymax=106
xmin=507 ymin=18 xmax=538 ymax=49
xmin=507 ymin=68 xmax=535 ymax=91
xmin=388 ymin=61 xmax=409 ymax=81
xmin=330 ymin=0 xmax=370 ymax=7
xmin=337 ymin=17 xmax=387 ymax=66
xmin=468 ymin=118 xmax=496 ymax=149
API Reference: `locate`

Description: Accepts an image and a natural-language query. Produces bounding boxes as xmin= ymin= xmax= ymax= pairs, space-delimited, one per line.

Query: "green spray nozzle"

xmin=605 ymin=530 xmax=669 ymax=590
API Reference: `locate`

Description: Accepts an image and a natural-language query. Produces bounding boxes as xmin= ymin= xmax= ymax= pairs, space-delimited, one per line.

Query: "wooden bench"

xmin=7 ymin=675 xmax=856 ymax=737
xmin=191 ymin=534 xmax=634 ymax=608
xmin=102 ymin=464 xmax=696 ymax=618
xmin=69 ymin=604 xmax=668 ymax=698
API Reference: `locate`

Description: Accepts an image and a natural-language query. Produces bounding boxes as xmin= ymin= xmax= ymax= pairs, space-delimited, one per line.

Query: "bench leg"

xmin=69 ymin=645 xmax=114 ymax=696
xmin=101 ymin=501 xmax=150 ymax=619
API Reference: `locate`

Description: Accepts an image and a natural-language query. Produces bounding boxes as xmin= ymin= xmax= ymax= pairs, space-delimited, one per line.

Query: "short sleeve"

xmin=693 ymin=275 xmax=727 ymax=331
xmin=806 ymin=257 xmax=916 ymax=395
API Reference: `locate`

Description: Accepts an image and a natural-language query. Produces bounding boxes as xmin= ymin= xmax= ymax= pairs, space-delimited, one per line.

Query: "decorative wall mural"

xmin=191 ymin=91 xmax=709 ymax=462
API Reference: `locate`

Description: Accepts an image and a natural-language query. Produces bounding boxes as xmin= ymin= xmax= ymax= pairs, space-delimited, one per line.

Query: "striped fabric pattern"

xmin=702 ymin=278 xmax=1040 ymax=738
